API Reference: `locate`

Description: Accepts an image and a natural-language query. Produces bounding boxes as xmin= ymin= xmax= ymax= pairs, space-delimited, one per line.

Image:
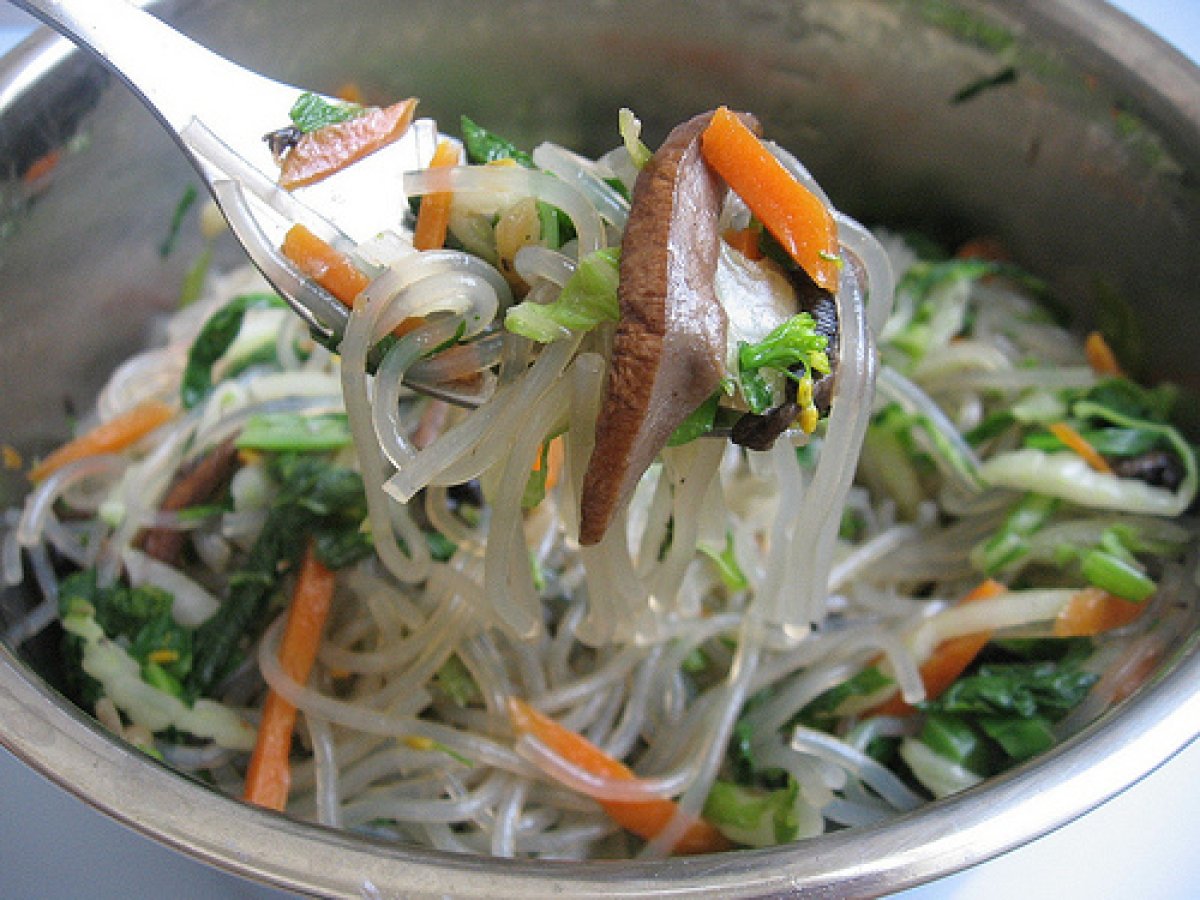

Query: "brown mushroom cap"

xmin=578 ymin=110 xmax=755 ymax=546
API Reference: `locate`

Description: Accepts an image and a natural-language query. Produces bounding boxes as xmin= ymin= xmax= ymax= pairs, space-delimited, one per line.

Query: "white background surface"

xmin=1 ymin=2 xmax=1199 ymax=898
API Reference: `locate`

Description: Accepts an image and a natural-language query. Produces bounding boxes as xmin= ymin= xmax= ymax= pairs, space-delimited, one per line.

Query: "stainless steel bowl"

xmin=1 ymin=2 xmax=1198 ymax=896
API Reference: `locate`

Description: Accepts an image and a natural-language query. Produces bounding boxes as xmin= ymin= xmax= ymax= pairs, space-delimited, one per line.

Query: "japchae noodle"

xmin=3 ymin=106 xmax=1197 ymax=860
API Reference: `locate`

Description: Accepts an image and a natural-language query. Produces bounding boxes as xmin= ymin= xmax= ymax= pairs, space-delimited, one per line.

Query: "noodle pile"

xmin=3 ymin=112 xmax=1196 ymax=860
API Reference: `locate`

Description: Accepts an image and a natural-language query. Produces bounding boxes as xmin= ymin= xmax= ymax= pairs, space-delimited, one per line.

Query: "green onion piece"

xmin=972 ymin=493 xmax=1059 ymax=575
xmin=919 ymin=713 xmax=994 ymax=775
xmin=702 ymin=779 xmax=801 ymax=846
xmin=977 ymin=715 xmax=1056 ymax=762
xmin=1079 ymin=549 xmax=1156 ymax=601
xmin=618 ymin=107 xmax=653 ymax=169
xmin=235 ymin=412 xmax=352 ymax=452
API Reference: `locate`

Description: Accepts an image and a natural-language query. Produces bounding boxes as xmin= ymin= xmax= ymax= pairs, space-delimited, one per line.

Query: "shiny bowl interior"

xmin=1 ymin=1 xmax=1199 ymax=896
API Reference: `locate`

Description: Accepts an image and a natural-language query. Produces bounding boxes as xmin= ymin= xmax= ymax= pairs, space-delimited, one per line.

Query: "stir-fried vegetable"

xmin=181 ymin=292 xmax=286 ymax=408
xmin=508 ymin=698 xmax=733 ymax=854
xmin=280 ymin=225 xmax=370 ymax=306
xmin=412 ymin=139 xmax=461 ymax=252
xmin=700 ymin=106 xmax=840 ymax=291
xmin=504 ymin=247 xmax=620 ymax=342
xmin=244 ymin=543 xmax=336 ymax=810
xmin=278 ymin=97 xmax=418 ymax=189
xmin=869 ymin=579 xmax=1006 ymax=717
xmin=187 ymin=453 xmax=370 ymax=695
xmin=28 ymin=400 xmax=176 ymax=483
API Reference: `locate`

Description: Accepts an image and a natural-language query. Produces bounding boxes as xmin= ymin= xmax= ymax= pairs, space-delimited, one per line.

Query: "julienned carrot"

xmin=243 ymin=543 xmax=336 ymax=811
xmin=1084 ymin=331 xmax=1124 ymax=377
xmin=1053 ymin=586 xmax=1146 ymax=637
xmin=868 ymin=579 xmax=1007 ymax=718
xmin=532 ymin=436 xmax=566 ymax=492
xmin=700 ymin=106 xmax=840 ymax=292
xmin=28 ymin=400 xmax=175 ymax=483
xmin=507 ymin=698 xmax=733 ymax=854
xmin=413 ymin=139 xmax=461 ymax=252
xmin=281 ymin=223 xmax=370 ymax=306
xmin=1048 ymin=421 xmax=1114 ymax=475
xmin=281 ymin=225 xmax=422 ymax=337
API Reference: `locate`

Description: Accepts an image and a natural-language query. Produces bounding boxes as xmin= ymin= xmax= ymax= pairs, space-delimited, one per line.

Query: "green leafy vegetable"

xmin=504 ymin=247 xmax=620 ymax=342
xmin=798 ymin=665 xmax=894 ymax=729
xmin=1023 ymin=424 xmax=1161 ymax=457
xmin=1075 ymin=399 xmax=1197 ymax=511
xmin=460 ymin=115 xmax=535 ymax=166
xmin=916 ymin=659 xmax=1097 ymax=776
xmin=58 ymin=570 xmax=194 ymax=700
xmin=289 ymin=91 xmax=365 ymax=133
xmin=975 ymin=714 xmax=1056 ymax=762
xmin=1083 ymin=377 xmax=1177 ymax=423
xmin=667 ymin=392 xmax=721 ymax=447
xmin=703 ymin=779 xmax=802 ymax=847
xmin=186 ymin=453 xmax=369 ymax=695
xmin=923 ymin=661 xmax=1097 ymax=720
xmin=159 ymin=184 xmax=198 ymax=258
xmin=919 ymin=712 xmax=996 ymax=774
xmin=737 ymin=313 xmax=830 ymax=415
xmin=181 ymin=293 xmax=285 ymax=409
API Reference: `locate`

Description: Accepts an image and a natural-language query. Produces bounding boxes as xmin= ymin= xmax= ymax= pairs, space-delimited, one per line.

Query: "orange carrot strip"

xmin=532 ymin=436 xmax=566 ymax=492
xmin=723 ymin=227 xmax=764 ymax=260
xmin=28 ymin=400 xmax=175 ymax=483
xmin=279 ymin=97 xmax=417 ymax=189
xmin=280 ymin=225 xmax=422 ymax=337
xmin=1049 ymin=421 xmax=1114 ymax=475
xmin=1053 ymin=586 xmax=1146 ymax=638
xmin=508 ymin=698 xmax=732 ymax=854
xmin=413 ymin=139 xmax=461 ymax=252
xmin=281 ymin=223 xmax=370 ymax=306
xmin=701 ymin=106 xmax=840 ymax=292
xmin=243 ymin=543 xmax=336 ymax=811
xmin=868 ymin=579 xmax=1007 ymax=718
xmin=1085 ymin=331 xmax=1124 ymax=377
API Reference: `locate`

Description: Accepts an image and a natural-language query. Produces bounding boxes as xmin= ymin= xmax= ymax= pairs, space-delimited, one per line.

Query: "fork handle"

xmin=10 ymin=0 xmax=298 ymax=150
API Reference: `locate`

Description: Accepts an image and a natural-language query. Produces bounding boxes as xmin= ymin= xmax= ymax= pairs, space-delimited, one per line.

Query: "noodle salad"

xmin=3 ymin=98 xmax=1197 ymax=860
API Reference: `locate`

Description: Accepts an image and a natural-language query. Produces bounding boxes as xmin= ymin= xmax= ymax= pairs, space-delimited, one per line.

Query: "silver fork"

xmin=11 ymin=0 xmax=441 ymax=349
